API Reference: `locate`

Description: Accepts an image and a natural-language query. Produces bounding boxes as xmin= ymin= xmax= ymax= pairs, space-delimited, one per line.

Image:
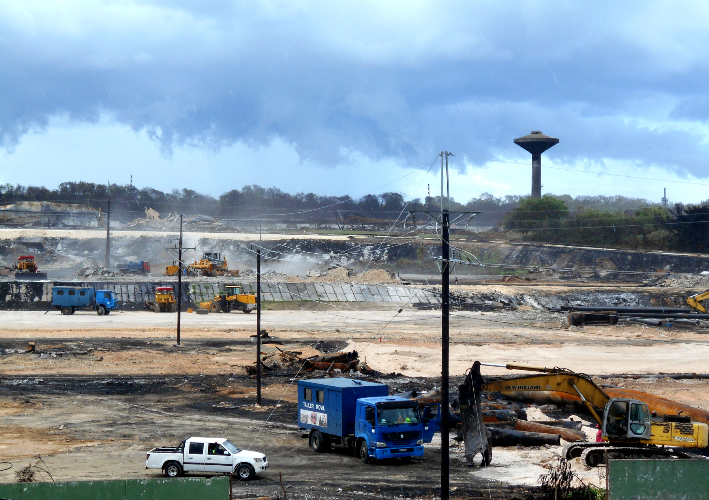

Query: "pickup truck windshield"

xmin=378 ymin=406 xmax=421 ymax=426
xmin=222 ymin=440 xmax=241 ymax=454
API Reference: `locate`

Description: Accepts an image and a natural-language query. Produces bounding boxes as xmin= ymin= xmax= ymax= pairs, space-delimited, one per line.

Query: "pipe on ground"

xmin=489 ymin=427 xmax=560 ymax=447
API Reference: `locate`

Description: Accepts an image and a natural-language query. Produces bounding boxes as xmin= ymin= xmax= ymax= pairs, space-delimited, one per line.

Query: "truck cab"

xmin=297 ymin=379 xmax=441 ymax=463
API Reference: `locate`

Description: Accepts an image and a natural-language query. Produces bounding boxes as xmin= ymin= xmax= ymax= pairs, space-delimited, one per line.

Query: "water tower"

xmin=514 ymin=131 xmax=559 ymax=198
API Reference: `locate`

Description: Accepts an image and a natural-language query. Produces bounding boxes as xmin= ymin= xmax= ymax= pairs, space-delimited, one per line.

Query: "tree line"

xmin=504 ymin=195 xmax=709 ymax=253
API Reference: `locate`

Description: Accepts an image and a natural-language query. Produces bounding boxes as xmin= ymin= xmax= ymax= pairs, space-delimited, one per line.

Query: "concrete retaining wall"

xmin=0 ymin=280 xmax=441 ymax=310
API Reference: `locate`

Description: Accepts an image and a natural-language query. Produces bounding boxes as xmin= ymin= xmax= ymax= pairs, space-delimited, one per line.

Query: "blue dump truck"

xmin=117 ymin=260 xmax=151 ymax=275
xmin=298 ymin=378 xmax=441 ymax=463
xmin=51 ymin=286 xmax=117 ymax=316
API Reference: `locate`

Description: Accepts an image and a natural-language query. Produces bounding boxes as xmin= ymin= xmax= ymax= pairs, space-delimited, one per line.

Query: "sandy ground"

xmin=2 ymin=307 xmax=709 ymax=498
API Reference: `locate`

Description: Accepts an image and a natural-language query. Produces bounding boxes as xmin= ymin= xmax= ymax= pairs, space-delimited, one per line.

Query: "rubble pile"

xmin=246 ymin=348 xmax=369 ymax=375
xmin=655 ymin=273 xmax=709 ymax=288
xmin=72 ymin=265 xmax=117 ymax=278
xmin=125 ymin=210 xmax=235 ymax=232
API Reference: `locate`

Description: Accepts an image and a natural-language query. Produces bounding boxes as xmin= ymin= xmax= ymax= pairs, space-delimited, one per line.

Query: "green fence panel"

xmin=125 ymin=477 xmax=228 ymax=500
xmin=0 ymin=477 xmax=228 ymax=500
xmin=609 ymin=459 xmax=709 ymax=500
xmin=0 ymin=482 xmax=23 ymax=500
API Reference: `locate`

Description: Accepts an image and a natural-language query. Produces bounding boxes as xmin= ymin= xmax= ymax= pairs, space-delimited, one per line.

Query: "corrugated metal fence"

xmin=608 ymin=459 xmax=709 ymax=500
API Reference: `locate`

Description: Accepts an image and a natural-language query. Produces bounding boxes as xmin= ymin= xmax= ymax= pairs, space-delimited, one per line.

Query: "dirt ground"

xmin=2 ymin=302 xmax=709 ymax=499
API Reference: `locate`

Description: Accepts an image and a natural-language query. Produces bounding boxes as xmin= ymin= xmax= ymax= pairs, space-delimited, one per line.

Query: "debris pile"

xmin=655 ymin=273 xmax=709 ymax=288
xmin=15 ymin=456 xmax=54 ymax=483
xmin=125 ymin=210 xmax=235 ymax=232
xmin=246 ymin=348 xmax=369 ymax=375
xmin=72 ymin=265 xmax=116 ymax=278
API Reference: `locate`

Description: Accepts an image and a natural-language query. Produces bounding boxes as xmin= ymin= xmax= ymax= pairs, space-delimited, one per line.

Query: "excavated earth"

xmin=1 ymin=229 xmax=709 ymax=499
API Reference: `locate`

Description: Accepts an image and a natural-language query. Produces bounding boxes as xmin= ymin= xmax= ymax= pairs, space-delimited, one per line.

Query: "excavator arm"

xmin=480 ymin=363 xmax=611 ymax=426
xmin=686 ymin=290 xmax=709 ymax=313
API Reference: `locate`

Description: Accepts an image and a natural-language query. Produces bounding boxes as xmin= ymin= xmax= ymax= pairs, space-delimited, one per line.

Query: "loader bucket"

xmin=15 ymin=272 xmax=48 ymax=281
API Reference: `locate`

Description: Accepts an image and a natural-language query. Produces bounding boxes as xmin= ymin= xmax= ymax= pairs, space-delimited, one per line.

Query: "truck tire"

xmin=243 ymin=308 xmax=252 ymax=314
xmin=235 ymin=463 xmax=254 ymax=481
xmin=61 ymin=306 xmax=71 ymax=315
xmin=97 ymin=305 xmax=106 ymax=316
xmin=70 ymin=307 xmax=76 ymax=315
xmin=359 ymin=440 xmax=370 ymax=464
xmin=164 ymin=461 xmax=182 ymax=478
xmin=310 ymin=430 xmax=329 ymax=452
xmin=210 ymin=302 xmax=219 ymax=312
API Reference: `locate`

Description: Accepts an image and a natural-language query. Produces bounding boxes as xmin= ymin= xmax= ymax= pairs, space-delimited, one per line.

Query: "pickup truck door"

xmin=422 ymin=404 xmax=442 ymax=443
xmin=184 ymin=440 xmax=206 ymax=472
xmin=205 ymin=442 xmax=233 ymax=473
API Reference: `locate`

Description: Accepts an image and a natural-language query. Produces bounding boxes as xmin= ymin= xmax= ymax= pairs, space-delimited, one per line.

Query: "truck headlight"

xmin=376 ymin=442 xmax=387 ymax=448
xmin=417 ymin=439 xmax=423 ymax=445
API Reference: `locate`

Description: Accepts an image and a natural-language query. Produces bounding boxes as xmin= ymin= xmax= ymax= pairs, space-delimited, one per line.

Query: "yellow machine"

xmin=144 ymin=286 xmax=177 ymax=312
xmin=476 ymin=361 xmax=709 ymax=467
xmin=13 ymin=255 xmax=48 ymax=280
xmin=165 ymin=252 xmax=238 ymax=277
xmin=686 ymin=290 xmax=709 ymax=313
xmin=200 ymin=285 xmax=256 ymax=313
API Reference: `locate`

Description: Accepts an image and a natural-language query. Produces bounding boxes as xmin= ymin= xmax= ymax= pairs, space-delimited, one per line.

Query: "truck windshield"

xmin=222 ymin=440 xmax=241 ymax=454
xmin=377 ymin=406 xmax=421 ymax=426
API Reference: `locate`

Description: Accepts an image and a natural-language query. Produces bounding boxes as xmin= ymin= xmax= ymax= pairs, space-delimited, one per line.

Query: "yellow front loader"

xmin=200 ymin=285 xmax=256 ymax=313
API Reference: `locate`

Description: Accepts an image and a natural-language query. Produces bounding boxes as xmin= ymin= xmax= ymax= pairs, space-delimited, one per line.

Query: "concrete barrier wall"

xmin=0 ymin=477 xmax=228 ymax=500
xmin=608 ymin=459 xmax=709 ymax=500
xmin=0 ymin=281 xmax=441 ymax=309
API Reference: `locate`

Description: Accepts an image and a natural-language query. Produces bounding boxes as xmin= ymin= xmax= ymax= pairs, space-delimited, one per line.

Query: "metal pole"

xmin=440 ymin=152 xmax=444 ymax=212
xmin=445 ymin=152 xmax=450 ymax=210
xmin=177 ymin=214 xmax=182 ymax=346
xmin=256 ymin=248 xmax=262 ymax=405
xmin=441 ymin=209 xmax=450 ymax=500
xmin=105 ymin=195 xmax=110 ymax=269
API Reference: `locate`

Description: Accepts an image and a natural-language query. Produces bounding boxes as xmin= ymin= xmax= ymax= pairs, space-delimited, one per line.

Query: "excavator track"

xmin=576 ymin=445 xmax=692 ymax=467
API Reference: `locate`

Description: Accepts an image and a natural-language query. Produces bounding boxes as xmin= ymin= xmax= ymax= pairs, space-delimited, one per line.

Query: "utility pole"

xmin=165 ymin=215 xmax=195 ymax=347
xmin=177 ymin=214 xmax=183 ymax=346
xmin=256 ymin=248 xmax=262 ymax=405
xmin=409 ymin=151 xmax=480 ymax=500
xmin=105 ymin=195 xmax=111 ymax=269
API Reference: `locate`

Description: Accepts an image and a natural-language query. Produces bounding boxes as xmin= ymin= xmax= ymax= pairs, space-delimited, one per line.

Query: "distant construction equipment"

xmin=199 ymin=284 xmax=256 ymax=313
xmin=164 ymin=252 xmax=238 ymax=277
xmin=144 ymin=286 xmax=176 ymax=312
xmin=13 ymin=255 xmax=48 ymax=280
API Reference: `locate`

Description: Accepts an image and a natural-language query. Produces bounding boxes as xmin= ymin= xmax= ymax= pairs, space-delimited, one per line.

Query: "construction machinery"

xmin=13 ymin=255 xmax=48 ymax=280
xmin=476 ymin=361 xmax=709 ymax=467
xmin=686 ymin=290 xmax=709 ymax=313
xmin=165 ymin=252 xmax=238 ymax=277
xmin=200 ymin=285 xmax=256 ymax=313
xmin=144 ymin=286 xmax=177 ymax=312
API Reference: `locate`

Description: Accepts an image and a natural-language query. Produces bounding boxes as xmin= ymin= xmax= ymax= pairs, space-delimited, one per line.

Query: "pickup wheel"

xmin=97 ymin=305 xmax=106 ymax=316
xmin=359 ymin=440 xmax=370 ymax=464
xmin=310 ymin=430 xmax=329 ymax=453
xmin=235 ymin=463 xmax=254 ymax=481
xmin=164 ymin=461 xmax=183 ymax=478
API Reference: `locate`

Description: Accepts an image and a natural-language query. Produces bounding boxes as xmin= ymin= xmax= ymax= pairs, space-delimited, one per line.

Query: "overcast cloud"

xmin=2 ymin=1 xmax=709 ymax=203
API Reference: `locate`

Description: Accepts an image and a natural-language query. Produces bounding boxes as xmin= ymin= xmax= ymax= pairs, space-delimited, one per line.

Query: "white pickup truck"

xmin=145 ymin=437 xmax=268 ymax=480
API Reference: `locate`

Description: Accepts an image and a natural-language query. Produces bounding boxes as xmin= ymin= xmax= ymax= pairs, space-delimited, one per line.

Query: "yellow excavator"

xmin=686 ymin=290 xmax=709 ymax=313
xmin=474 ymin=361 xmax=709 ymax=467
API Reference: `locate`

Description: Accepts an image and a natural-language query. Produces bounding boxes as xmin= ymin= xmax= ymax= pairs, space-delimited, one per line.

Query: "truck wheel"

xmin=164 ymin=462 xmax=182 ymax=477
xmin=235 ymin=463 xmax=254 ymax=481
xmin=210 ymin=302 xmax=219 ymax=312
xmin=61 ymin=306 xmax=71 ymax=315
xmin=70 ymin=307 xmax=76 ymax=315
xmin=97 ymin=305 xmax=106 ymax=316
xmin=310 ymin=430 xmax=328 ymax=452
xmin=243 ymin=308 xmax=252 ymax=314
xmin=359 ymin=440 xmax=370 ymax=464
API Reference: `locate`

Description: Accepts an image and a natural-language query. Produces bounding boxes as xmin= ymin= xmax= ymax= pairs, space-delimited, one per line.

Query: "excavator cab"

xmin=602 ymin=398 xmax=651 ymax=440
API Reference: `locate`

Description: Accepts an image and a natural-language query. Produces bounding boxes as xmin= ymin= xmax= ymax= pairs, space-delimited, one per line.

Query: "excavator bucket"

xmin=459 ymin=361 xmax=492 ymax=466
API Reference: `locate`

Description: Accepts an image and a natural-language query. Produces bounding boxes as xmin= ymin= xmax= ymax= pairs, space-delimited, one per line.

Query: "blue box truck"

xmin=298 ymin=378 xmax=441 ymax=463
xmin=51 ymin=286 xmax=117 ymax=316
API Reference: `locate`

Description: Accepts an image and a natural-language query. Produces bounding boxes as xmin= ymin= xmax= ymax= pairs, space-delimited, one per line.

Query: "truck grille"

xmin=384 ymin=431 xmax=421 ymax=444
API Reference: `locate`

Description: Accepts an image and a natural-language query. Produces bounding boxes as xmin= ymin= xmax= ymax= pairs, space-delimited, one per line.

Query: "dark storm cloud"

xmin=2 ymin=1 xmax=709 ymax=175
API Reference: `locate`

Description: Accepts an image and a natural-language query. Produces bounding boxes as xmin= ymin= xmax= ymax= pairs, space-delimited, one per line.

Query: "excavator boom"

xmin=686 ymin=290 xmax=709 ymax=313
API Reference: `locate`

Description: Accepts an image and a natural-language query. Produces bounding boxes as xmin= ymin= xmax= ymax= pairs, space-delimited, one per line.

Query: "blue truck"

xmin=51 ymin=286 xmax=117 ymax=316
xmin=298 ymin=378 xmax=441 ymax=463
xmin=117 ymin=261 xmax=151 ymax=275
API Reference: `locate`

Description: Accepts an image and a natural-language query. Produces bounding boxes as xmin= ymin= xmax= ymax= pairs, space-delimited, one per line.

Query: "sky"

xmin=2 ymin=1 xmax=709 ymax=205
